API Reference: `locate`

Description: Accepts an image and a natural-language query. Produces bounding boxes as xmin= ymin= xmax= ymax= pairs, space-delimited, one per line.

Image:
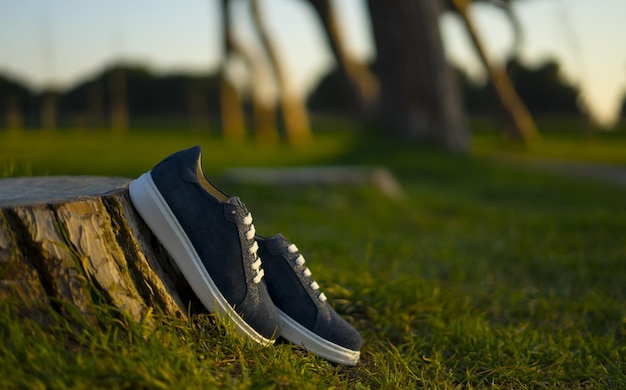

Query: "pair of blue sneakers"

xmin=129 ymin=146 xmax=361 ymax=366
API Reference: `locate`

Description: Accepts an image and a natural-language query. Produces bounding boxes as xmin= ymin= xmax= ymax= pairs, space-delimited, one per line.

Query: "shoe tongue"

xmin=272 ymin=233 xmax=290 ymax=247
xmin=226 ymin=196 xmax=245 ymax=208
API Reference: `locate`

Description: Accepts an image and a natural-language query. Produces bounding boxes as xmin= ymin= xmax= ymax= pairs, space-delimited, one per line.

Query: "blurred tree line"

xmin=311 ymin=58 xmax=585 ymax=118
xmin=0 ymin=0 xmax=610 ymax=152
xmin=0 ymin=57 xmax=587 ymax=129
xmin=0 ymin=66 xmax=221 ymax=130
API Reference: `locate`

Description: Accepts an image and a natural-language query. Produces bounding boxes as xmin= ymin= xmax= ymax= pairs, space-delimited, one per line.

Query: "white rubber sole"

xmin=129 ymin=172 xmax=274 ymax=346
xmin=278 ymin=309 xmax=360 ymax=366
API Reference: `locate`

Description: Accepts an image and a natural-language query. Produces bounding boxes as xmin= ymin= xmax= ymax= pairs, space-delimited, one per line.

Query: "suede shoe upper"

xmin=257 ymin=234 xmax=362 ymax=352
xmin=149 ymin=146 xmax=280 ymax=340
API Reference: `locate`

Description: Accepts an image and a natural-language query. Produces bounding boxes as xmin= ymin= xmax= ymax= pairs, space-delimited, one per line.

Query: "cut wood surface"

xmin=0 ymin=176 xmax=200 ymax=324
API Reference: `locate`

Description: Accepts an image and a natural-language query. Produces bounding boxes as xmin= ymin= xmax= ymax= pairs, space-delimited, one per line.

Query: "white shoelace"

xmin=287 ymin=243 xmax=327 ymax=302
xmin=243 ymin=212 xmax=264 ymax=284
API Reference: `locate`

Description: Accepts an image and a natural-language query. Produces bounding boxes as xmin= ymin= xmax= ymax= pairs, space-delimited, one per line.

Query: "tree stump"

xmin=0 ymin=176 xmax=201 ymax=325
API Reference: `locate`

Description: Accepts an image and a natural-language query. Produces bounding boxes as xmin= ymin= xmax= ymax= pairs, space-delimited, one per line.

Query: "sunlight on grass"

xmin=1 ymin=123 xmax=625 ymax=387
xmin=472 ymin=119 xmax=626 ymax=165
xmin=1 ymin=128 xmax=357 ymax=178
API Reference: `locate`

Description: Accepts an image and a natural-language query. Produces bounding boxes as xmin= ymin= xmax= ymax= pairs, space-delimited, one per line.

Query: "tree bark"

xmin=0 ymin=177 xmax=202 ymax=325
xmin=367 ymin=0 xmax=467 ymax=152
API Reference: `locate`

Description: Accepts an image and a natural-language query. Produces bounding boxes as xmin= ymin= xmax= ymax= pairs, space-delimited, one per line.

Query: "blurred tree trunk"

xmin=186 ymin=79 xmax=209 ymax=130
xmin=87 ymin=81 xmax=104 ymax=128
xmin=252 ymin=98 xmax=279 ymax=145
xmin=219 ymin=0 xmax=246 ymax=141
xmin=219 ymin=78 xmax=247 ymax=141
xmin=251 ymin=0 xmax=312 ymax=146
xmin=228 ymin=29 xmax=280 ymax=145
xmin=108 ymin=66 xmax=128 ymax=133
xmin=5 ymin=96 xmax=23 ymax=131
xmin=307 ymin=0 xmax=379 ymax=116
xmin=40 ymin=91 xmax=57 ymax=132
xmin=452 ymin=0 xmax=538 ymax=143
xmin=367 ymin=0 xmax=467 ymax=152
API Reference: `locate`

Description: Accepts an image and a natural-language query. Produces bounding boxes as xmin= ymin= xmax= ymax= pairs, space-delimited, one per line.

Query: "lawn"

xmin=1 ymin=122 xmax=625 ymax=388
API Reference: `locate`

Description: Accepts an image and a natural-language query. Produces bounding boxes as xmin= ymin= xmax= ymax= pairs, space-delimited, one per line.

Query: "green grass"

xmin=473 ymin=117 xmax=626 ymax=165
xmin=1 ymin=123 xmax=625 ymax=388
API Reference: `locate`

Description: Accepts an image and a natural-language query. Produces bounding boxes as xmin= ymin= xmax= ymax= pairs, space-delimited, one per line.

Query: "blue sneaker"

xmin=129 ymin=146 xmax=280 ymax=345
xmin=256 ymin=234 xmax=362 ymax=365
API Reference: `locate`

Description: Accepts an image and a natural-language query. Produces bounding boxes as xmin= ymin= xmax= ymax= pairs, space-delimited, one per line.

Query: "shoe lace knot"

xmin=287 ymin=243 xmax=327 ymax=302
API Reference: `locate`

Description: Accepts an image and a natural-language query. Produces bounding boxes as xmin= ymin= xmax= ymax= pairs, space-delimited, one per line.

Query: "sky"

xmin=0 ymin=0 xmax=624 ymax=126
